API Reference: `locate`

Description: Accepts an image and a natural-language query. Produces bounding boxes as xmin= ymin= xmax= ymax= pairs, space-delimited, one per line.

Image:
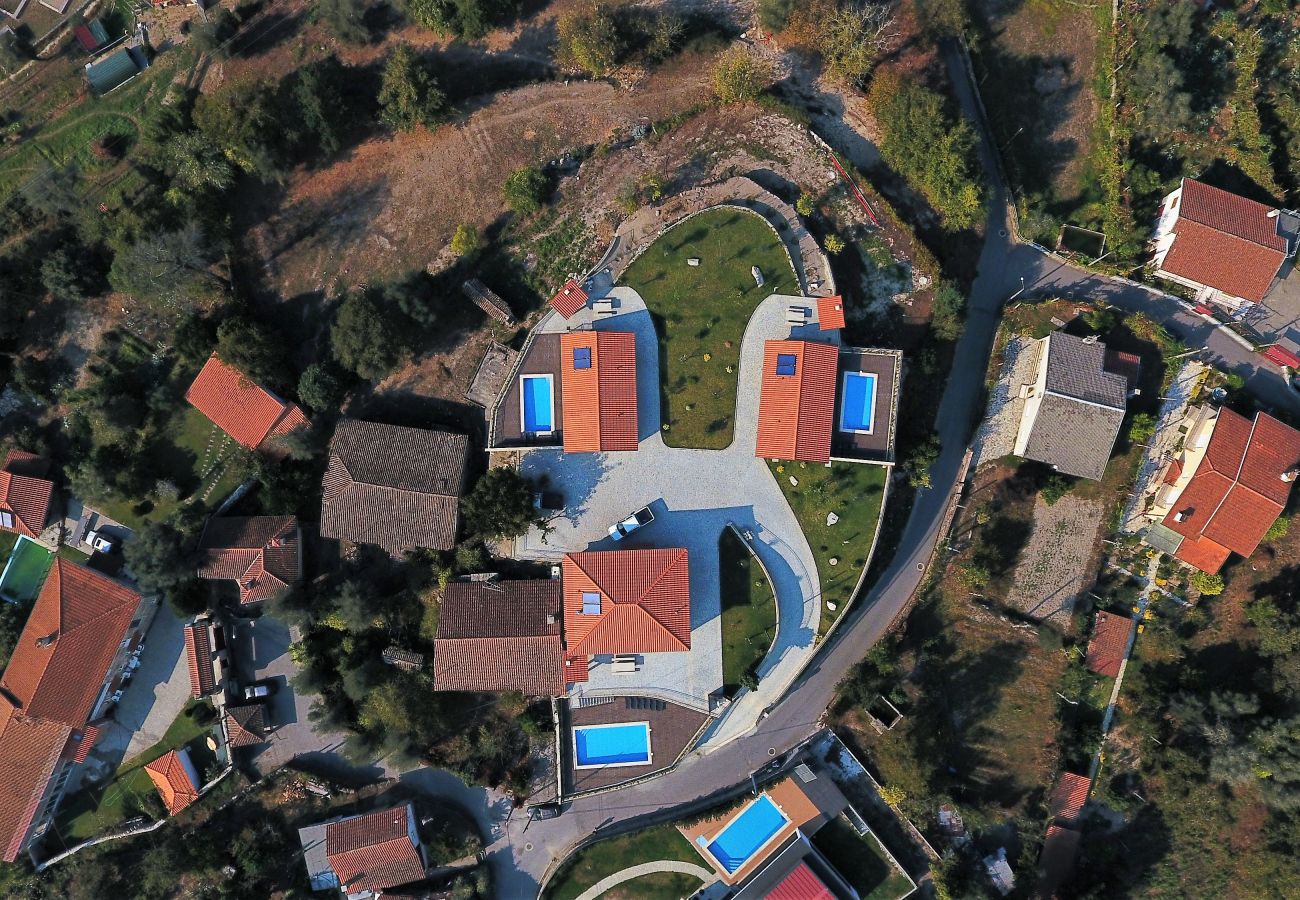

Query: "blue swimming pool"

xmin=839 ymin=371 xmax=878 ymax=434
xmin=521 ymin=374 xmax=555 ymax=434
xmin=573 ymin=721 xmax=652 ymax=768
xmin=703 ymin=793 xmax=790 ymax=874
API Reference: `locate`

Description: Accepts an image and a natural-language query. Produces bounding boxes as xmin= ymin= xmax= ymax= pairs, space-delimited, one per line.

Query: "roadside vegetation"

xmin=620 ymin=207 xmax=797 ymax=449
xmin=542 ymin=823 xmax=701 ymax=900
xmin=718 ymin=528 xmax=778 ymax=695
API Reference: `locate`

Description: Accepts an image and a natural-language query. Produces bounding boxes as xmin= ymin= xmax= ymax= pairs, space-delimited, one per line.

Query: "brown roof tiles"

xmin=1048 ymin=772 xmax=1091 ymax=825
xmin=183 ymin=620 xmax=217 ymax=698
xmin=197 ymin=516 xmax=302 ymax=604
xmin=433 ymin=580 xmax=564 ymax=695
xmin=1085 ymin=611 xmax=1134 ymax=678
xmin=223 ymin=703 xmax=267 ymax=747
xmin=0 ymin=450 xmax=53 ymax=539
xmin=325 ymin=805 xmax=426 ymax=894
xmin=549 ymin=279 xmax=589 ymax=318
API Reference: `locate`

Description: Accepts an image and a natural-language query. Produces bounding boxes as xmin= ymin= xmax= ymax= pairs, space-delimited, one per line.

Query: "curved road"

xmin=487 ymin=40 xmax=1300 ymax=900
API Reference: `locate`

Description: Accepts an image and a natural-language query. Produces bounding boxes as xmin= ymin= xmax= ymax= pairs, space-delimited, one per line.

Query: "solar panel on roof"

xmin=573 ymin=347 xmax=592 ymax=369
xmin=775 ymin=353 xmax=797 ymax=376
xmin=581 ymin=591 xmax=601 ymax=615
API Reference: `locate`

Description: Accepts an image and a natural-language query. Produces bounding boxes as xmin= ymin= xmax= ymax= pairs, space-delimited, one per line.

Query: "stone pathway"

xmin=572 ymin=860 xmax=714 ymax=900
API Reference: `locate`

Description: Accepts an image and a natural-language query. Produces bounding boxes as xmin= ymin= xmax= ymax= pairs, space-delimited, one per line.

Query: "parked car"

xmin=609 ymin=505 xmax=654 ymax=541
xmin=86 ymin=530 xmax=118 ymax=554
xmin=529 ymin=802 xmax=564 ymax=820
xmin=534 ymin=491 xmax=564 ymax=514
xmin=242 ymin=681 xmax=275 ymax=700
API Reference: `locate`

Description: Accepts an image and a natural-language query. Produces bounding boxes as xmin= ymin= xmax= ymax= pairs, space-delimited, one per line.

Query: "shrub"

xmin=555 ymin=2 xmax=625 ymax=75
xmin=796 ymin=193 xmax=815 ymax=217
xmin=1041 ymin=475 xmax=1073 ymax=506
xmin=502 ymin=166 xmax=549 ymax=215
xmin=450 ymin=223 xmax=482 ymax=257
xmin=377 ymin=45 xmax=447 ymax=132
xmin=823 ymin=234 xmax=845 ymax=254
xmin=1264 ymin=516 xmax=1290 ymax=543
xmin=1190 ymin=571 xmax=1225 ymax=596
xmin=710 ymin=45 xmax=773 ymax=105
xmin=1128 ymin=412 xmax=1157 ymax=444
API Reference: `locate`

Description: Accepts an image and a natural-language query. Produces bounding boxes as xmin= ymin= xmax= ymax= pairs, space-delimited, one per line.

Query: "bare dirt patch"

xmin=1006 ymin=493 xmax=1106 ymax=625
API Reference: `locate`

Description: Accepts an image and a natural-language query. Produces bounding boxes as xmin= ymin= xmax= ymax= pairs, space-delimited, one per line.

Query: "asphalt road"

xmin=486 ymin=41 xmax=1300 ymax=898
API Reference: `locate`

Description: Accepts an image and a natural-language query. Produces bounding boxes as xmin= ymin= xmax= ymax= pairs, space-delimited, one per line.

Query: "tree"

xmin=20 ymin=161 xmax=81 ymax=221
xmin=0 ymin=598 xmax=33 ymax=669
xmin=818 ymin=2 xmax=896 ymax=85
xmin=1190 ymin=571 xmax=1225 ymax=596
xmin=556 ymin=3 xmax=625 ymax=75
xmin=502 ymin=166 xmax=549 ymax=215
xmin=188 ymin=7 xmax=239 ymax=58
xmin=377 ymin=45 xmax=447 ymax=132
xmin=162 ymin=131 xmax=236 ymax=201
xmin=108 ymin=223 xmax=223 ymax=322
xmin=450 ymin=223 xmax=482 ymax=257
xmin=289 ymin=56 xmax=356 ymax=160
xmin=331 ymin=290 xmax=407 ymax=380
xmin=930 ymin=282 xmax=965 ymax=340
xmin=758 ymin=0 xmax=796 ymax=32
xmin=403 ymin=0 xmax=520 ymax=39
xmin=1128 ymin=413 xmax=1157 ymax=444
xmin=126 ymin=519 xmax=197 ymax=598
xmin=462 ymin=467 xmax=541 ymax=540
xmin=173 ymin=313 xmax=218 ymax=365
xmin=711 ymin=46 xmax=773 ymax=105
xmin=915 ymin=0 xmax=966 ymax=38
xmin=41 ymin=246 xmax=92 ymax=303
xmin=215 ymin=315 xmax=284 ymax=387
xmin=904 ymin=433 xmax=941 ymax=489
xmin=824 ymin=234 xmax=845 ymax=254
xmin=298 ymin=362 xmax=345 ymax=413
xmin=193 ymin=80 xmax=284 ymax=177
xmin=314 ymin=0 xmax=370 ymax=44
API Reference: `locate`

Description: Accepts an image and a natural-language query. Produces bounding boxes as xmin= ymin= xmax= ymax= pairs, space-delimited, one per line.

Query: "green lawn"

xmin=0 ymin=537 xmax=53 ymax=602
xmin=599 ymin=871 xmax=705 ymax=900
xmin=719 ymin=528 xmax=777 ymax=695
xmin=620 ymin=206 xmax=797 ymax=449
xmin=543 ymin=823 xmax=700 ymax=900
xmin=55 ymin=700 xmax=217 ymax=842
xmin=95 ymin=404 xmax=245 ymax=528
xmin=770 ymin=461 xmax=888 ymax=636
xmin=812 ymin=817 xmax=915 ymax=900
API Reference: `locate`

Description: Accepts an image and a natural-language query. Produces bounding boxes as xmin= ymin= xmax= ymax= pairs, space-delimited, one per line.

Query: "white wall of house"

xmin=1012 ymin=337 xmax=1050 ymax=457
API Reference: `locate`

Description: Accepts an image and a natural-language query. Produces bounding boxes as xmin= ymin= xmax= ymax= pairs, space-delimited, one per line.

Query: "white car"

xmin=609 ymin=505 xmax=654 ymax=541
xmin=86 ymin=530 xmax=118 ymax=554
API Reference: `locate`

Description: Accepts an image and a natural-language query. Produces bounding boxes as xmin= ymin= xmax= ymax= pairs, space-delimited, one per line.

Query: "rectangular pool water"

xmin=0 ymin=535 xmax=54 ymax=603
xmin=520 ymin=373 xmax=555 ymax=434
xmin=703 ymin=793 xmax=790 ymax=874
xmin=839 ymin=371 xmax=878 ymax=434
xmin=572 ymin=721 xmax=652 ymax=769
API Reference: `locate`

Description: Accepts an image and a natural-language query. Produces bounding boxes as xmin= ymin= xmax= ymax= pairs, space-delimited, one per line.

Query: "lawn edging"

xmin=817 ymin=471 xmax=893 ymax=648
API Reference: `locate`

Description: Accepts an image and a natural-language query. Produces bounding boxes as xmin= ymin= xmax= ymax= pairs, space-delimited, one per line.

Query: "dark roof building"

xmin=297 ymin=803 xmax=427 ymax=898
xmin=74 ymin=19 xmax=110 ymax=53
xmin=320 ymin=419 xmax=469 ymax=554
xmin=223 ymin=703 xmax=267 ymax=748
xmin=1035 ymin=825 xmax=1082 ymax=899
xmin=183 ymin=617 xmax=222 ymax=698
xmin=432 ymin=580 xmax=563 ymax=696
xmin=1013 ymin=333 xmax=1132 ymax=480
xmin=85 ymin=47 xmax=146 ymax=94
xmin=197 ymin=516 xmax=302 ymax=605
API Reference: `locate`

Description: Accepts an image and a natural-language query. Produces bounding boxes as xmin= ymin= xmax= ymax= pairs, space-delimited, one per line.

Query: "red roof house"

xmin=766 ymin=861 xmax=836 ymax=900
xmin=1162 ymin=410 xmax=1300 ymax=573
xmin=1085 ymin=611 xmax=1134 ymax=678
xmin=0 ymin=450 xmax=54 ymax=539
xmin=1152 ymin=178 xmax=1293 ymax=303
xmin=755 ymin=340 xmax=839 ymax=463
xmin=549 ymin=278 xmax=589 ymax=318
xmin=0 ymin=560 xmax=146 ymax=861
xmin=184 ymin=355 xmax=308 ymax=451
xmin=1048 ymin=772 xmax=1091 ymax=825
xmin=817 ymin=295 xmax=846 ymax=331
xmin=324 ymin=804 xmax=427 ymax=895
xmin=560 ymin=330 xmax=638 ymax=452
xmin=183 ymin=618 xmax=219 ymax=698
xmin=197 ymin=516 xmax=302 ymax=604
xmin=144 ymin=748 xmax=202 ymax=815
xmin=562 ymin=549 xmax=691 ymax=661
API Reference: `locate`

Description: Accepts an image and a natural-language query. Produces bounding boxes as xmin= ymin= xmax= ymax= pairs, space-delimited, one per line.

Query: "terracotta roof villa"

xmin=432 ymin=579 xmax=564 ymax=696
xmin=1150 ymin=178 xmax=1296 ymax=306
xmin=144 ymin=748 xmax=202 ymax=816
xmin=1145 ymin=408 xmax=1300 ymax=573
xmin=320 ymin=419 xmax=470 ymax=554
xmin=1012 ymin=333 xmax=1133 ymax=480
xmin=0 ymin=559 xmax=155 ymax=862
xmin=183 ymin=616 xmax=225 ymax=698
xmin=1048 ymin=771 xmax=1091 ymax=826
xmin=184 ymin=354 xmax=308 ymax=452
xmin=756 ymin=339 xmax=840 ymax=464
xmin=223 ymin=703 xmax=268 ymax=748
xmin=0 ymin=450 xmax=54 ymax=539
xmin=197 ymin=516 xmax=302 ymax=605
xmin=560 ymin=330 xmax=639 ymax=452
xmin=298 ymin=803 xmax=427 ymax=898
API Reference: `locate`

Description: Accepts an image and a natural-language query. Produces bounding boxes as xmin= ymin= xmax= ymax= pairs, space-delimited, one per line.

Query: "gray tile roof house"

xmin=432 ymin=579 xmax=564 ymax=696
xmin=1012 ymin=333 xmax=1132 ymax=480
xmin=85 ymin=47 xmax=145 ymax=94
xmin=320 ymin=419 xmax=469 ymax=554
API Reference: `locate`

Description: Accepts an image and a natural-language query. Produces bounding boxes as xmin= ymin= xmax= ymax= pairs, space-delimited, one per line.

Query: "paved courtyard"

xmin=517 ymin=287 xmax=833 ymax=746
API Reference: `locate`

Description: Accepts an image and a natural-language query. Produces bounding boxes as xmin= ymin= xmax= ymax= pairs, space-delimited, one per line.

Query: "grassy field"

xmin=0 ymin=537 xmax=53 ymax=602
xmin=543 ymin=823 xmax=700 ymax=900
xmin=718 ymin=528 xmax=777 ymax=695
xmin=620 ymin=207 xmax=797 ymax=449
xmin=769 ymin=462 xmax=887 ymax=636
xmin=597 ymin=871 xmax=704 ymax=900
xmin=813 ymin=817 xmax=915 ymax=900
xmin=56 ymin=700 xmax=217 ymax=842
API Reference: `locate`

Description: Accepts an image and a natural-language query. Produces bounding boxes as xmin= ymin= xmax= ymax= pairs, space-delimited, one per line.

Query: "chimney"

xmin=1173 ymin=509 xmax=1192 ymax=523
xmin=546 ymin=613 xmax=556 ymax=626
xmin=1283 ymin=468 xmax=1299 ymax=483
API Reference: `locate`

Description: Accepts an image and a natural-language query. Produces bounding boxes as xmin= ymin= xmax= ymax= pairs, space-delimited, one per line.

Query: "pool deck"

xmin=490 ymin=333 xmax=565 ymax=450
xmin=831 ymin=347 xmax=901 ymax=464
xmin=563 ymin=695 xmax=709 ymax=794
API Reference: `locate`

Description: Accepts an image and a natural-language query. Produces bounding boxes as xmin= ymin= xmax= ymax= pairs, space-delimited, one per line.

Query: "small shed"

xmin=462 ymin=278 xmax=517 ymax=325
xmin=74 ymin=18 xmax=110 ymax=53
xmin=85 ymin=47 xmax=146 ymax=94
xmin=382 ymin=646 xmax=425 ymax=672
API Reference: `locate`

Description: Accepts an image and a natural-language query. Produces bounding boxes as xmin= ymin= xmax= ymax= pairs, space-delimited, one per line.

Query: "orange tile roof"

xmin=817 ymin=295 xmax=846 ymax=330
xmin=560 ymin=330 xmax=638 ymax=452
xmin=0 ymin=703 xmax=72 ymax=862
xmin=755 ymin=340 xmax=839 ymax=463
xmin=550 ymin=278 xmax=589 ymax=318
xmin=562 ymin=549 xmax=691 ymax=656
xmin=1163 ymin=410 xmax=1300 ymax=570
xmin=1085 ymin=611 xmax=1133 ymax=678
xmin=223 ymin=703 xmax=267 ymax=747
xmin=325 ymin=805 xmax=426 ymax=894
xmin=1048 ymin=772 xmax=1090 ymax=824
xmin=144 ymin=749 xmax=201 ymax=816
xmin=184 ymin=355 xmax=308 ymax=450
xmin=184 ymin=621 xmax=217 ymax=698
xmin=1160 ymin=179 xmax=1289 ymax=302
xmin=0 ymin=558 xmax=141 ymax=727
xmin=0 ymin=450 xmax=53 ymax=538
xmin=197 ymin=516 xmax=301 ymax=604
xmin=767 ymin=862 xmax=835 ymax=900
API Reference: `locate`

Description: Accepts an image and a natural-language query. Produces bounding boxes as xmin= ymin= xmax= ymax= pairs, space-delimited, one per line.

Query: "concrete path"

xmin=520 ymin=287 xmax=824 ymax=731
xmin=573 ymin=860 xmax=714 ymax=900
